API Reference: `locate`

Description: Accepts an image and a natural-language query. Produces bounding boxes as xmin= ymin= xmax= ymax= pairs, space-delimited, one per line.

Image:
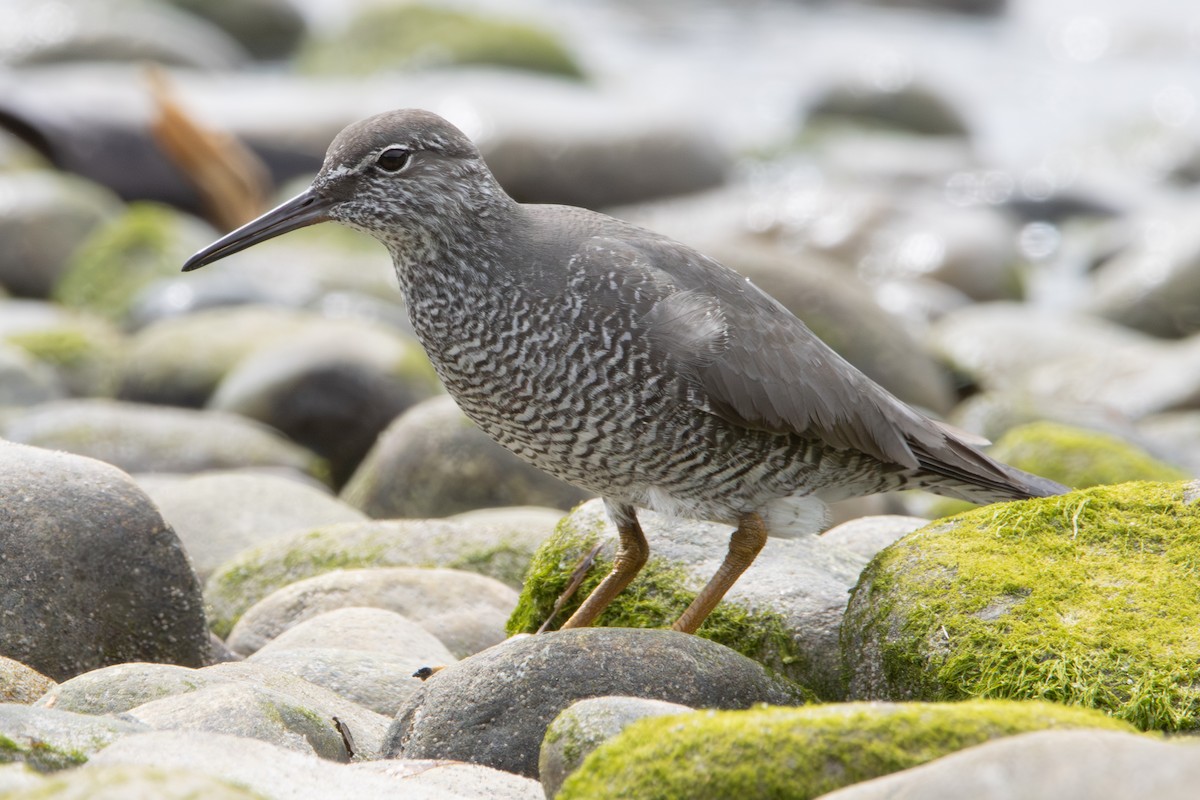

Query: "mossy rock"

xmin=0 ymin=705 xmax=146 ymax=773
xmin=299 ymin=4 xmax=583 ymax=79
xmin=844 ymin=481 xmax=1200 ymax=732
xmin=507 ymin=500 xmax=868 ymax=699
xmin=54 ymin=203 xmax=213 ymax=323
xmin=6 ymin=764 xmax=269 ymax=799
xmin=4 ymin=313 xmax=123 ymax=397
xmin=925 ymin=420 xmax=1190 ymax=518
xmin=205 ymin=514 xmax=560 ymax=639
xmin=558 ymin=699 xmax=1132 ymax=799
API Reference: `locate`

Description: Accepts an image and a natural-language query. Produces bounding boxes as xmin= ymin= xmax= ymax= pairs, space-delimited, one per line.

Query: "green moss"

xmin=5 ymin=329 xmax=92 ymax=369
xmin=845 ymin=481 xmax=1200 ymax=731
xmin=507 ymin=517 xmax=814 ymax=697
xmin=53 ymin=203 xmax=201 ymax=322
xmin=0 ymin=734 xmax=87 ymax=773
xmin=300 ymin=4 xmax=583 ymax=79
xmin=559 ymin=699 xmax=1131 ymax=800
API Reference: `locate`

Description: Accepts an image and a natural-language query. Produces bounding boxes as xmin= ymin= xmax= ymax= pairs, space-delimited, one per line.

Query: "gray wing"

xmin=567 ymin=234 xmax=1060 ymax=498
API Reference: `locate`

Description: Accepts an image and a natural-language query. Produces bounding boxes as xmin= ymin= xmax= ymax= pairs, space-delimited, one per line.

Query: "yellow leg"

xmin=672 ymin=512 xmax=768 ymax=634
xmin=560 ymin=503 xmax=649 ymax=629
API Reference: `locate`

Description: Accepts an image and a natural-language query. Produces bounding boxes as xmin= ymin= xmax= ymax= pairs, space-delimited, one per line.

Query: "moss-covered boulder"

xmin=54 ymin=203 xmax=213 ymax=324
xmin=299 ymin=4 xmax=583 ymax=79
xmin=0 ymin=704 xmax=147 ymax=772
xmin=508 ymin=499 xmax=871 ymax=699
xmin=205 ymin=511 xmax=562 ymax=639
xmin=558 ymin=699 xmax=1130 ymax=800
xmin=844 ymin=481 xmax=1200 ymax=731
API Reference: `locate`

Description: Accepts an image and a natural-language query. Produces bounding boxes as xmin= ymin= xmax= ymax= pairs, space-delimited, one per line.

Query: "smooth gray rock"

xmin=0 ymin=399 xmax=327 ymax=479
xmin=0 ymin=703 xmax=147 ymax=771
xmin=6 ymin=763 xmax=268 ymax=799
xmin=385 ymin=628 xmax=807 ymax=778
xmin=36 ymin=663 xmax=224 ymax=716
xmin=143 ymin=472 xmax=366 ymax=579
xmin=540 ymin=696 xmax=692 ymax=798
xmin=0 ymin=442 xmax=209 ymax=681
xmin=806 ymin=79 xmax=970 ymax=136
xmin=819 ymin=515 xmax=929 ymax=562
xmin=0 ymin=171 xmax=120 ymax=299
xmin=246 ymin=648 xmax=425 ymax=718
xmin=252 ymin=607 xmax=456 ymax=664
xmin=817 ymin=729 xmax=1200 ymax=800
xmin=90 ymin=730 xmax=543 ymax=799
xmin=0 ymin=656 xmax=53 ymax=704
xmin=169 ymin=0 xmax=307 ymax=60
xmin=124 ymin=682 xmax=352 ymax=762
xmin=227 ymin=568 xmax=518 ymax=660
xmin=341 ymin=395 xmax=591 ymax=518
xmin=204 ymin=510 xmax=563 ymax=638
xmin=0 ymin=341 xmax=62 ymax=405
xmin=208 ymin=321 xmax=440 ymax=485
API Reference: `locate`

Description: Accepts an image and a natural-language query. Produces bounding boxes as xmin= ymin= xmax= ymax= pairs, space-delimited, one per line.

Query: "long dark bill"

xmin=182 ymin=188 xmax=334 ymax=272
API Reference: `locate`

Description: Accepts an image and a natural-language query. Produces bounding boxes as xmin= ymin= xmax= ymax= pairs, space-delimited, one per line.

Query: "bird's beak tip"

xmin=180 ymin=187 xmax=333 ymax=273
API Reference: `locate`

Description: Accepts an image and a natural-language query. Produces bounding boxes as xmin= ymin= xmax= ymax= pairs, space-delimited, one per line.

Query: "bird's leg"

xmin=672 ymin=512 xmax=768 ymax=634
xmin=559 ymin=502 xmax=649 ymax=629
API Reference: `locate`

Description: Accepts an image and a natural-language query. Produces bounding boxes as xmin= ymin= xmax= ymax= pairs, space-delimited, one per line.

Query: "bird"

xmin=183 ymin=109 xmax=1067 ymax=634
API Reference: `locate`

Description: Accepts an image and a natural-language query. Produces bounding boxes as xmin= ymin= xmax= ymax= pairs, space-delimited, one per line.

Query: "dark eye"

xmin=377 ymin=147 xmax=411 ymax=172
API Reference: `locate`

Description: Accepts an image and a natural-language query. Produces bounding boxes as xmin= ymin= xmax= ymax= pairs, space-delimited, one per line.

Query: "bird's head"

xmin=183 ymin=108 xmax=505 ymax=272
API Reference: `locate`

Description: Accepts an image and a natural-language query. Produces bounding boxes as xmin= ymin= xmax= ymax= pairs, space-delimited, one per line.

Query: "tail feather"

xmin=908 ymin=431 xmax=1069 ymax=504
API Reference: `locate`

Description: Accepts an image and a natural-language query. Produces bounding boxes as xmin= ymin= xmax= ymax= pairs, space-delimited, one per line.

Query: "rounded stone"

xmin=143 ymin=472 xmax=366 ymax=579
xmin=0 ymin=704 xmax=148 ymax=772
xmin=385 ymin=628 xmax=807 ymax=778
xmin=227 ymin=567 xmax=519 ymax=659
xmin=0 ymin=442 xmax=209 ymax=681
xmin=341 ymin=395 xmax=590 ymax=518
xmin=842 ymin=481 xmax=1200 ymax=732
xmin=0 ymin=399 xmax=328 ymax=481
xmin=540 ymin=696 xmax=693 ymax=799
xmin=12 ymin=763 xmax=268 ymax=800
xmin=0 ymin=656 xmax=54 ymax=704
xmin=203 ymin=511 xmax=563 ymax=639
xmin=251 ymin=607 xmax=456 ymax=666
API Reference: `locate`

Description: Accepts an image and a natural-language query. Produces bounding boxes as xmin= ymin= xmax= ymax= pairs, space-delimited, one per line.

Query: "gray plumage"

xmin=184 ymin=109 xmax=1066 ymax=627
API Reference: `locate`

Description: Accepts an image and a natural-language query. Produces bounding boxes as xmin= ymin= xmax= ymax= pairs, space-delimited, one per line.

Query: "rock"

xmin=207 ymin=321 xmax=440 ymax=485
xmin=805 ymin=79 xmax=971 ymax=136
xmin=1138 ymin=410 xmax=1200 ymax=476
xmin=168 ymin=0 xmax=307 ymax=60
xmin=540 ymin=696 xmax=692 ymax=799
xmin=0 ymin=657 xmax=54 ymax=704
xmin=0 ymin=341 xmax=62 ymax=406
xmin=0 ymin=298 xmax=124 ymax=396
xmin=842 ymin=481 xmax=1200 ymax=731
xmin=246 ymin=648 xmax=425 ymax=718
xmin=124 ymin=682 xmax=353 ymax=761
xmin=37 ymin=663 xmax=225 ymax=715
xmin=0 ymin=399 xmax=328 ymax=481
xmin=507 ymin=498 xmax=870 ymax=699
xmin=385 ymin=628 xmax=807 ymax=778
xmin=8 ymin=763 xmax=267 ymax=799
xmin=226 ymin=568 xmax=519 ymax=659
xmin=143 ymin=472 xmax=366 ymax=579
xmin=557 ymin=700 xmax=1127 ymax=799
xmin=53 ymin=202 xmax=217 ymax=325
xmin=341 ymin=395 xmax=591 ymax=518
xmin=0 ymin=442 xmax=209 ymax=681
xmin=204 ymin=511 xmax=562 ymax=638
xmin=0 ymin=0 xmax=247 ymax=68
xmin=948 ymin=390 xmax=1150 ymax=444
xmin=299 ymin=4 xmax=583 ymax=79
xmin=929 ymin=303 xmax=1200 ymax=418
xmin=819 ymin=515 xmax=929 ymax=562
xmin=117 ymin=306 xmax=322 ymax=407
xmin=91 ymin=730 xmax=543 ymax=799
xmin=1088 ymin=200 xmax=1200 ymax=337
xmin=0 ymin=763 xmax=44 ymax=794
xmin=0 ymin=704 xmax=147 ymax=771
xmin=818 ymin=728 xmax=1200 ymax=800
xmin=252 ymin=607 xmax=456 ymax=665
xmin=0 ymin=170 xmax=120 ymax=298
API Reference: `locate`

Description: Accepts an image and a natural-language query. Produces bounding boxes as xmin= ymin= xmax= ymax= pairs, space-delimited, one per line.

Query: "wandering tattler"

xmin=183 ymin=109 xmax=1066 ymax=633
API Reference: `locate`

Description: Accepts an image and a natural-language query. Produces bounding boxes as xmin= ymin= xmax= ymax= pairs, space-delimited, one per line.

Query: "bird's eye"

xmin=376 ymin=147 xmax=412 ymax=172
